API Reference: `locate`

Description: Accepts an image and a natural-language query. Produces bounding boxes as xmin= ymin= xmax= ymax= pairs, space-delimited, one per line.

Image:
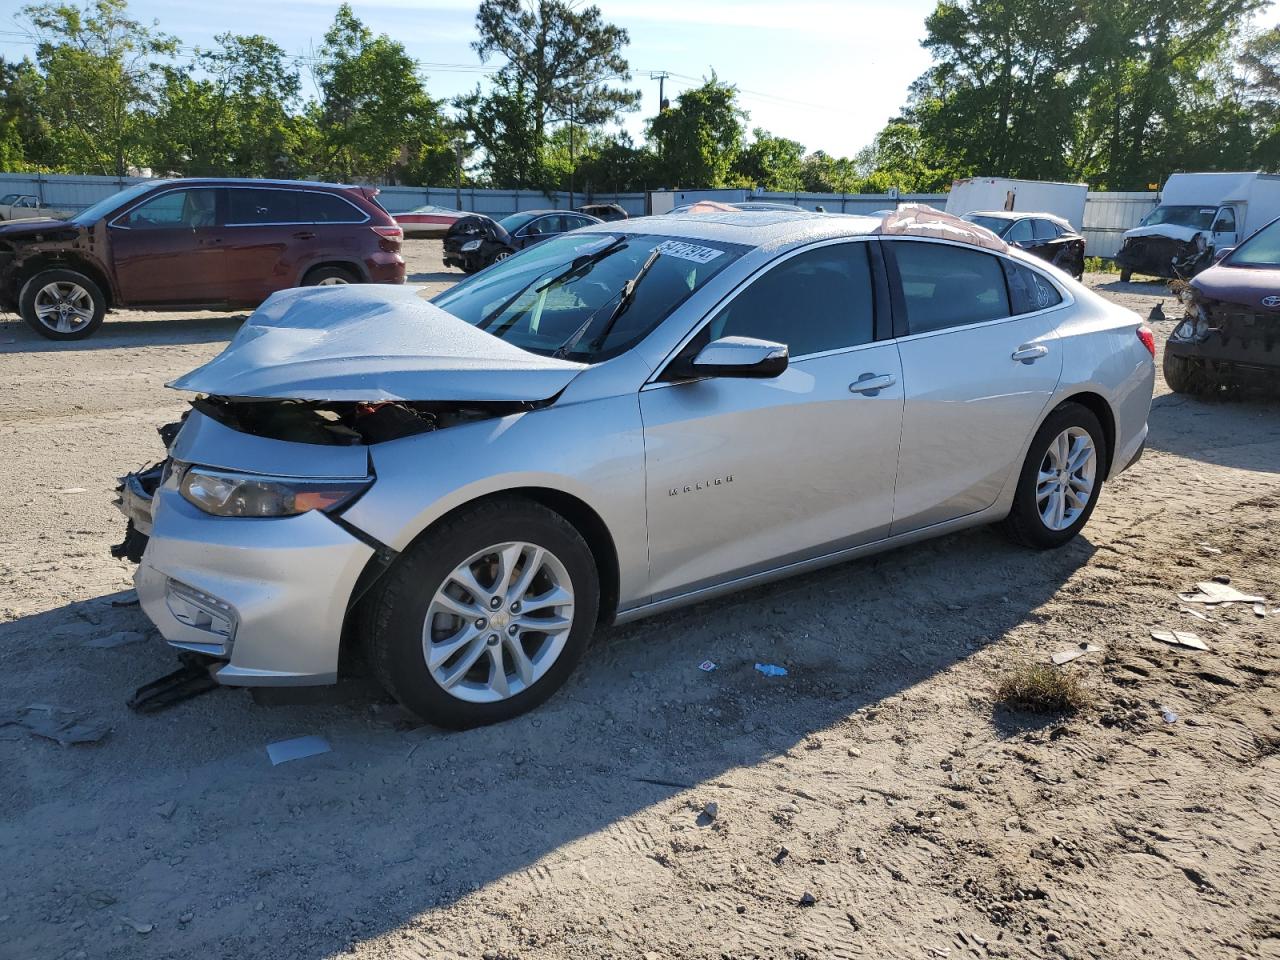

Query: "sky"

xmin=3 ymin=0 xmax=1278 ymax=160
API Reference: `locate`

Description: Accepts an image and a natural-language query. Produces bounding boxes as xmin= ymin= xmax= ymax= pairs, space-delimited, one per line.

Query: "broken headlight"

xmin=460 ymin=239 xmax=482 ymax=252
xmin=1172 ymin=305 xmax=1211 ymax=342
xmin=179 ymin=466 xmax=372 ymax=518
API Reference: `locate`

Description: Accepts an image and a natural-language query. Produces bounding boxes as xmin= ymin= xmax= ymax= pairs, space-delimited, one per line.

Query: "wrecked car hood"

xmin=1123 ymin=224 xmax=1202 ymax=243
xmin=0 ymin=218 xmax=76 ymax=240
xmin=169 ymin=285 xmax=587 ymax=402
xmin=1191 ymin=263 xmax=1280 ymax=309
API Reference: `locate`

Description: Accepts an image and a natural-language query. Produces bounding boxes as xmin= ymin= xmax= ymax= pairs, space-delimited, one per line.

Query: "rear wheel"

xmin=19 ymin=268 xmax=106 ymax=340
xmin=363 ymin=497 xmax=600 ymax=728
xmin=1119 ymin=269 xmax=1133 ymax=283
xmin=1002 ymin=402 xmax=1106 ymax=549
xmin=302 ymin=265 xmax=358 ymax=286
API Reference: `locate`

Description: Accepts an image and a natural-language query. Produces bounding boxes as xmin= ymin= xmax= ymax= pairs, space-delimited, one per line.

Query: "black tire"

xmin=302 ymin=264 xmax=359 ymax=286
xmin=1119 ymin=269 xmax=1133 ymax=283
xmin=362 ymin=497 xmax=600 ymax=728
xmin=460 ymin=262 xmax=480 ymax=275
xmin=1163 ymin=352 xmax=1214 ymax=395
xmin=486 ymin=248 xmax=514 ymax=268
xmin=1002 ymin=402 xmax=1107 ymax=549
xmin=19 ymin=268 xmax=106 ymax=340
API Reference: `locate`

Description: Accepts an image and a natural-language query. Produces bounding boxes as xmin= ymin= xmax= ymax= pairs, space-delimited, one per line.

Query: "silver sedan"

xmin=121 ymin=209 xmax=1155 ymax=727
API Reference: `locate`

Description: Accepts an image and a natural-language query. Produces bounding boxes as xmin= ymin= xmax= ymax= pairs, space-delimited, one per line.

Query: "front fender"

xmin=339 ymin=393 xmax=650 ymax=608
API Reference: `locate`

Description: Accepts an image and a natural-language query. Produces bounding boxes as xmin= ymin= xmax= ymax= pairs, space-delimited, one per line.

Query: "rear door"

xmin=108 ymin=187 xmax=226 ymax=304
xmin=884 ymin=239 xmax=1065 ymax=534
xmin=640 ymin=239 xmax=904 ymax=600
xmin=515 ymin=215 xmax=564 ymax=249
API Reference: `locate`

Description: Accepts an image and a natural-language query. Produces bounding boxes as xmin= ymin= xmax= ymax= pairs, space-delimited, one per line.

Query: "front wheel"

xmin=1002 ymin=402 xmax=1106 ymax=549
xmin=362 ymin=497 xmax=600 ymax=728
xmin=1163 ymin=352 xmax=1214 ymax=395
xmin=19 ymin=268 xmax=107 ymax=340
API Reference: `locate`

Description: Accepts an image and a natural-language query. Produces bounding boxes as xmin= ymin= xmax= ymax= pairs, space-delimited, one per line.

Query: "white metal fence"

xmin=0 ymin=171 xmax=1159 ymax=257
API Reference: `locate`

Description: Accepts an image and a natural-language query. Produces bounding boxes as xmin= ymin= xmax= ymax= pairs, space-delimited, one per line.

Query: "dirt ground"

xmin=1 ymin=245 xmax=1278 ymax=960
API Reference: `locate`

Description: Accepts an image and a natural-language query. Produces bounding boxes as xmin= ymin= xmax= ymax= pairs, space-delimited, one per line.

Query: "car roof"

xmin=143 ymin=177 xmax=364 ymax=191
xmin=578 ymin=210 xmax=881 ymax=251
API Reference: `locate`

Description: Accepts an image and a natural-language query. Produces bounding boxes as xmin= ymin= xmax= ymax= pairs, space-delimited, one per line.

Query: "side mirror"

xmin=670 ymin=336 xmax=789 ymax=380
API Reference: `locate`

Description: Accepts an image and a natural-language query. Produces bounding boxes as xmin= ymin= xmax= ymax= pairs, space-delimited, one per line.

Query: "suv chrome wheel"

xmin=33 ymin=280 xmax=96 ymax=335
xmin=425 ymin=541 xmax=574 ymax=703
xmin=1037 ymin=427 xmax=1096 ymax=531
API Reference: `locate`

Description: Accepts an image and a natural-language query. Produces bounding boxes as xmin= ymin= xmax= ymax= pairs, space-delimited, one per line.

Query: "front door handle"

xmin=1012 ymin=344 xmax=1049 ymax=363
xmin=293 ymin=231 xmax=317 ymax=240
xmin=849 ymin=373 xmax=896 ymax=395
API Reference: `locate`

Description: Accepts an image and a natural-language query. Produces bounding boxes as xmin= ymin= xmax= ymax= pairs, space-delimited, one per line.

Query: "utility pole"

xmin=453 ymin=138 xmax=465 ymax=211
xmin=649 ymin=71 xmax=670 ymax=113
xmin=568 ymin=104 xmax=576 ymax=211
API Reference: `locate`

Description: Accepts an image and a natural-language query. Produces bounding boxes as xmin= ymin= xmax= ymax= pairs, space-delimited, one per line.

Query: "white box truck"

xmin=1115 ymin=171 xmax=1280 ymax=281
xmin=944 ymin=177 xmax=1088 ymax=230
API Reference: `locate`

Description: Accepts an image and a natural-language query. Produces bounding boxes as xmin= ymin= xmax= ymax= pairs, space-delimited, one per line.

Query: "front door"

xmin=640 ymin=240 xmax=904 ymax=601
xmin=1212 ymin=206 xmax=1238 ymax=251
xmin=109 ymin=187 xmax=226 ymax=304
xmin=884 ymin=239 xmax=1065 ymax=534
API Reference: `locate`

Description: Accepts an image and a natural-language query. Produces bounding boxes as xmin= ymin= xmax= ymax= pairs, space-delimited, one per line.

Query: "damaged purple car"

xmin=1166 ymin=216 xmax=1280 ymax=394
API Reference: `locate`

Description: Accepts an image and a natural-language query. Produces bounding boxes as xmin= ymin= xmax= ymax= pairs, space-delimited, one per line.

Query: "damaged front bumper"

xmin=1167 ymin=301 xmax=1280 ymax=379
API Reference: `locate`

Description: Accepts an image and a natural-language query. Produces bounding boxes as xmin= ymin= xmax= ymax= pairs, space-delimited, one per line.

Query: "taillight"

xmin=1137 ymin=326 xmax=1156 ymax=357
xmin=372 ymin=225 xmax=403 ymax=251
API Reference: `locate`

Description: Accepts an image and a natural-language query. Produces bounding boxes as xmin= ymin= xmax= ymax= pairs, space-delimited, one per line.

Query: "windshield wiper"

xmin=478 ymin=236 xmax=626 ymax=331
xmin=553 ymin=247 xmax=662 ymax=359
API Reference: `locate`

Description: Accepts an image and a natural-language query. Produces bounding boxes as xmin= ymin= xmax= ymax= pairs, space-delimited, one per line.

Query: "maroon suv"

xmin=0 ymin=178 xmax=405 ymax=340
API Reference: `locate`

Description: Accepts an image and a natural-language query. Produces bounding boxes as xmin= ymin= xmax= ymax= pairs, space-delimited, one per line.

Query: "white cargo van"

xmin=944 ymin=177 xmax=1088 ymax=230
xmin=1116 ymin=172 xmax=1280 ymax=281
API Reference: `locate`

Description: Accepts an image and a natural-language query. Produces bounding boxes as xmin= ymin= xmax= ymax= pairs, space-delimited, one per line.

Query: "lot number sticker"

xmin=656 ymin=240 xmax=725 ymax=264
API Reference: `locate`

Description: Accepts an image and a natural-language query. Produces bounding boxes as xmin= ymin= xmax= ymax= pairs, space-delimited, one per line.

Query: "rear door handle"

xmin=1012 ymin=344 xmax=1049 ymax=363
xmin=849 ymin=373 xmax=896 ymax=395
xmin=293 ymin=231 xmax=317 ymax=240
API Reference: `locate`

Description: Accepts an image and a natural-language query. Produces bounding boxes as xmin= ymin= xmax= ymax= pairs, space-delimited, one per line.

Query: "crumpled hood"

xmin=1191 ymin=262 xmax=1280 ymax=310
xmin=1122 ymin=224 xmax=1202 ymax=244
xmin=0 ymin=217 xmax=76 ymax=239
xmin=169 ymin=285 xmax=586 ymax=402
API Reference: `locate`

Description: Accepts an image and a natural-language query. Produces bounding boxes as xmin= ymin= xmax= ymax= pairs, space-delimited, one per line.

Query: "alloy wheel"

xmin=1036 ymin=427 xmax=1096 ymax=531
xmin=315 ymin=276 xmax=349 ymax=286
xmin=33 ymin=281 xmax=95 ymax=334
xmin=423 ymin=541 xmax=575 ymax=703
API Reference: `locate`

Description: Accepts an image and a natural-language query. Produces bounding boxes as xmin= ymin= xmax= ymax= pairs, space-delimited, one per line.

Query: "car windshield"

xmin=0 ymin=194 xmax=19 ymax=204
xmin=498 ymin=212 xmax=539 ymax=233
xmin=432 ymin=232 xmax=746 ymax=362
xmin=962 ymin=215 xmax=1013 ymax=237
xmin=1225 ymin=218 xmax=1280 ymax=267
xmin=1141 ymin=205 xmax=1217 ymax=229
xmin=70 ymin=181 xmax=164 ymax=225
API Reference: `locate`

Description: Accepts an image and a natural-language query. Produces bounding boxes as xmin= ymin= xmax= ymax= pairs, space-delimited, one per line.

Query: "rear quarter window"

xmin=297 ymin=191 xmax=368 ymax=223
xmin=1002 ymin=259 xmax=1063 ymax=314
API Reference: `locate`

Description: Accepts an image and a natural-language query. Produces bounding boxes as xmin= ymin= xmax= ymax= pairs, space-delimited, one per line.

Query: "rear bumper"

xmin=366 ymin=251 xmax=406 ymax=284
xmin=135 ymin=490 xmax=374 ymax=686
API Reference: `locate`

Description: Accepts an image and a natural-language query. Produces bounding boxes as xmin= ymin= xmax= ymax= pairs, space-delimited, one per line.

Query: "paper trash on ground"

xmin=1151 ymin=630 xmax=1210 ymax=651
xmin=1052 ymin=643 xmax=1102 ymax=665
xmin=1178 ymin=581 xmax=1266 ymax=605
xmin=267 ymin=735 xmax=331 ymax=765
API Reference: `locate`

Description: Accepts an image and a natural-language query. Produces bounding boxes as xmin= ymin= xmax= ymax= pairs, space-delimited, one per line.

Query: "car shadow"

xmin=407 ymin=266 xmax=463 ymax=285
xmin=1 ymin=523 xmax=1096 ymax=959
xmin=1144 ymin=390 xmax=1280 ymax=471
xmin=0 ymin=312 xmax=246 ymax=354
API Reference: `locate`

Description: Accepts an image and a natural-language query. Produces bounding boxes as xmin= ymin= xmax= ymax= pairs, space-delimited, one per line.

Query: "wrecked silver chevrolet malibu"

xmin=117 ymin=211 xmax=1154 ymax=727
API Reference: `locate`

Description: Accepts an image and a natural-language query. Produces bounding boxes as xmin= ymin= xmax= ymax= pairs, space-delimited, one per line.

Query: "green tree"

xmin=1239 ymin=26 xmax=1280 ymax=168
xmin=0 ymin=58 xmax=47 ymax=171
xmin=646 ymin=76 xmax=748 ymax=187
xmin=799 ymin=151 xmax=860 ymax=194
xmin=19 ymin=0 xmax=177 ymax=175
xmin=314 ymin=4 xmax=447 ymax=183
xmin=455 ymin=75 xmax=542 ymax=188
xmin=473 ymin=0 xmax=639 ymax=144
xmin=854 ymin=121 xmax=951 ymax=192
xmin=735 ymin=128 xmax=805 ymax=191
xmin=150 ymin=34 xmax=304 ymax=177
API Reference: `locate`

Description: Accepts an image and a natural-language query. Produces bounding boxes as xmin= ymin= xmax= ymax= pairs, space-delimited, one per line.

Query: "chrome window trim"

xmin=221 ymin=185 xmax=370 ymax=227
xmin=107 ymin=186 xmax=221 ymax=231
xmin=645 ymin=235 xmax=882 ymax=387
xmin=882 ymin=235 xmax=1074 ymax=345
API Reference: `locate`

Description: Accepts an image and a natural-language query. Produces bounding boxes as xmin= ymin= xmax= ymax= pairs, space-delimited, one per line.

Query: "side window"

xmin=708 ymin=243 xmax=874 ymax=357
xmin=227 ymin=189 xmax=299 ymax=225
xmin=1213 ymin=207 xmax=1236 ymax=233
xmin=892 ymin=241 xmax=1011 ymax=334
xmin=121 ymin=189 xmax=216 ymax=229
xmin=1002 ymin=259 xmax=1063 ymax=314
xmin=1005 ymin=219 xmax=1034 ymax=243
xmin=1032 ymin=219 xmax=1060 ymax=240
xmin=527 ymin=216 xmax=562 ymax=236
xmin=297 ymin=191 xmax=366 ymax=223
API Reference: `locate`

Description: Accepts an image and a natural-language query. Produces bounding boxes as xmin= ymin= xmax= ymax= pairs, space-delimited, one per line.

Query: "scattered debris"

xmin=697 ymin=659 xmax=716 ymax=672
xmin=1197 ymin=543 xmax=1222 ymax=555
xmin=701 ymin=801 xmax=719 ymax=821
xmin=1051 ymin=642 xmax=1101 ymax=665
xmin=0 ymin=705 xmax=110 ymax=745
xmin=754 ymin=663 xmax=787 ymax=677
xmin=267 ymin=735 xmax=331 ymax=766
xmin=798 ymin=891 xmax=817 ymax=907
xmin=127 ymin=653 xmax=221 ymax=713
xmin=153 ymin=800 xmax=177 ymax=819
xmin=85 ymin=630 xmax=146 ymax=649
xmin=1178 ymin=581 xmax=1266 ymax=605
xmin=1161 ymin=706 xmax=1179 ymax=724
xmin=86 ymin=891 xmax=116 ymax=909
xmin=773 ymin=846 xmax=790 ymax=865
xmin=1151 ymin=630 xmax=1209 ymax=651
xmin=1212 ymin=574 xmax=1231 ymax=584
xmin=1180 ymin=606 xmax=1214 ymax=623
xmin=1254 ymin=603 xmax=1267 ymax=618
xmin=120 ymin=916 xmax=153 ymax=935
xmin=56 ymin=487 xmax=88 ymax=494
xmin=178 ymin=912 xmax=193 ymax=925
